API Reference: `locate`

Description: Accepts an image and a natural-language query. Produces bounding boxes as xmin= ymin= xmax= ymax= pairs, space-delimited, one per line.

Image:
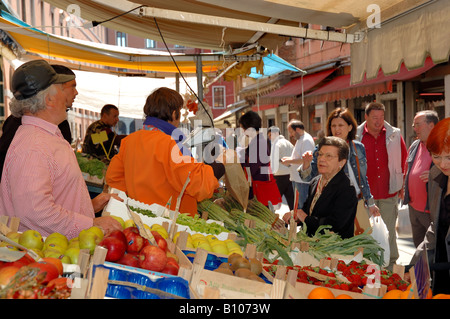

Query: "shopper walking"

xmin=356 ymin=102 xmax=407 ymax=269
xmin=402 ymin=110 xmax=439 ymax=247
xmin=281 ymin=120 xmax=315 ymax=210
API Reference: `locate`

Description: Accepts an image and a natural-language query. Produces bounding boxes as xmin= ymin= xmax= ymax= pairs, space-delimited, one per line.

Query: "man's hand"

xmin=91 ymin=192 xmax=123 ymax=213
xmin=93 ymin=216 xmax=123 ymax=236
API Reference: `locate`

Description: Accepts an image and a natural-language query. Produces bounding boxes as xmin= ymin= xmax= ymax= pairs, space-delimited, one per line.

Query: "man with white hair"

xmin=0 ymin=60 xmax=122 ymax=239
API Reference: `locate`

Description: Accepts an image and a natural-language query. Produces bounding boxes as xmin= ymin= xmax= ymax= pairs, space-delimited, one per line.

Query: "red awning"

xmin=256 ymin=68 xmax=336 ymax=110
xmin=264 ymin=68 xmax=336 ymax=98
xmin=305 ymin=56 xmax=435 ymax=105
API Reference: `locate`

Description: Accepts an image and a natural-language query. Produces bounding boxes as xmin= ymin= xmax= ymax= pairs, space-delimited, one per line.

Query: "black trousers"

xmin=274 ymin=174 xmax=295 ymax=210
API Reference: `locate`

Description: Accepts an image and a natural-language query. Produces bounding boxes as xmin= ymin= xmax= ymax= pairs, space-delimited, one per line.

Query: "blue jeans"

xmin=293 ymin=182 xmax=309 ymax=210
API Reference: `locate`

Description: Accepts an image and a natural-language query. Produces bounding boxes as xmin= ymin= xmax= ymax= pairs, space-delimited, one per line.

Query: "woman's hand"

xmin=282 ymin=209 xmax=308 ymax=223
xmin=301 ymin=151 xmax=313 ymax=170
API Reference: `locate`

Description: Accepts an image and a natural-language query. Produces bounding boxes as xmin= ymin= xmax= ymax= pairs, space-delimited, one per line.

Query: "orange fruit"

xmin=308 ymin=287 xmax=335 ymax=299
xmin=336 ymin=294 xmax=353 ymax=299
xmin=433 ymin=294 xmax=450 ymax=299
xmin=382 ymin=289 xmax=402 ymax=299
xmin=42 ymin=257 xmax=64 ymax=276
xmin=400 ymin=289 xmax=415 ymax=299
xmin=0 ymin=266 xmax=20 ymax=286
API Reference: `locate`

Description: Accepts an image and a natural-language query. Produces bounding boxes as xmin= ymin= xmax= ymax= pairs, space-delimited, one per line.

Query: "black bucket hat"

xmin=11 ymin=60 xmax=75 ymax=100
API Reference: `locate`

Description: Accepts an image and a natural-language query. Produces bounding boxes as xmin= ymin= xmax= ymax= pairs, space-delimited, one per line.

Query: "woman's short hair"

xmin=427 ymin=117 xmax=450 ymax=155
xmin=239 ymin=111 xmax=262 ymax=131
xmin=9 ymin=84 xmax=58 ymax=117
xmin=143 ymin=87 xmax=184 ymax=122
xmin=318 ymin=136 xmax=349 ymax=161
xmin=325 ymin=107 xmax=358 ymax=141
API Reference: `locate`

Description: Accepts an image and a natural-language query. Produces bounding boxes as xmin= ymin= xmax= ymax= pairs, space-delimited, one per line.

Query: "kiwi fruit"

xmin=249 ymin=258 xmax=263 ymax=275
xmin=218 ymin=262 xmax=231 ymax=269
xmin=214 ymin=267 xmax=234 ymax=276
xmin=247 ymin=274 xmax=265 ymax=283
xmin=235 ymin=268 xmax=253 ymax=278
xmin=230 ymin=256 xmax=251 ymax=271
xmin=227 ymin=253 xmax=242 ymax=265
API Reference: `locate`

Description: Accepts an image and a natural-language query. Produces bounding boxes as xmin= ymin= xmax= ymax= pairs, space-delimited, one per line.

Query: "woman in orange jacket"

xmin=106 ymin=87 xmax=223 ymax=217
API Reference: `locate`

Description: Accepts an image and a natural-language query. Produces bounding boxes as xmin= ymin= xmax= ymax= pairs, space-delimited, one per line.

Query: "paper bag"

xmin=224 ymin=162 xmax=249 ymax=212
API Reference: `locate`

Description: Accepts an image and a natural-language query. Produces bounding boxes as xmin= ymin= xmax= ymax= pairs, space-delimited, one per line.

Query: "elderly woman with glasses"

xmin=283 ymin=136 xmax=358 ymax=238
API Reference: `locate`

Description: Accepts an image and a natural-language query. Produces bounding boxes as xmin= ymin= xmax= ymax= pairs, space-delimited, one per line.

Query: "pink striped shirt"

xmin=0 ymin=116 xmax=94 ymax=239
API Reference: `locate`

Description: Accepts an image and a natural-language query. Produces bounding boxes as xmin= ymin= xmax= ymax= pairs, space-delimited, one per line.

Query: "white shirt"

xmin=290 ymin=131 xmax=315 ymax=183
xmin=270 ymin=135 xmax=294 ymax=176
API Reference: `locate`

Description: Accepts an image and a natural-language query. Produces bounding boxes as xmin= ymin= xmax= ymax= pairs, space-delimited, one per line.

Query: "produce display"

xmin=75 ymin=152 xmax=107 ymax=179
xmin=263 ymin=258 xmax=410 ymax=295
xmin=2 ymin=189 xmax=449 ymax=300
xmin=174 ymin=232 xmax=244 ymax=256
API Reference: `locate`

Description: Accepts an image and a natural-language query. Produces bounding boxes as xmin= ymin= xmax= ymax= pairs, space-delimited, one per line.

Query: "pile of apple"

xmin=99 ymin=226 xmax=180 ymax=276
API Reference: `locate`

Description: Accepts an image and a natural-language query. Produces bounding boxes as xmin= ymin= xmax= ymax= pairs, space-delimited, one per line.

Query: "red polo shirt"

xmin=361 ymin=125 xmax=407 ymax=200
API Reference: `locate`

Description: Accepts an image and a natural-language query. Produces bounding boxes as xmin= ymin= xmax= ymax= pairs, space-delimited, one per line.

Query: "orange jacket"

xmin=105 ymin=129 xmax=218 ymax=216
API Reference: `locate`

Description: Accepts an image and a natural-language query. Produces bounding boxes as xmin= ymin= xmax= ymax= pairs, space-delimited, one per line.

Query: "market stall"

xmin=1 ymin=182 xmax=445 ymax=300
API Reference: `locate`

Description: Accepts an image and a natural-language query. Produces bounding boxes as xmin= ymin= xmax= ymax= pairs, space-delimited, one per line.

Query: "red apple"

xmin=166 ymin=257 xmax=180 ymax=270
xmin=117 ymin=253 xmax=140 ymax=268
xmin=107 ymin=230 xmax=127 ymax=246
xmin=0 ymin=266 xmax=21 ymax=286
xmin=28 ymin=261 xmax=59 ymax=284
xmin=99 ymin=237 xmax=127 ymax=262
xmin=138 ymin=245 xmax=167 ymax=272
xmin=123 ymin=227 xmax=144 ymax=253
xmin=161 ymin=263 xmax=179 ymax=276
xmin=151 ymin=231 xmax=168 ymax=252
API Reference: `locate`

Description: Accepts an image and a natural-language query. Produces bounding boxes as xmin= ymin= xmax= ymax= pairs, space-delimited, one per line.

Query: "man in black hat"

xmin=0 ymin=60 xmax=122 ymax=239
xmin=0 ymin=64 xmax=77 ymax=179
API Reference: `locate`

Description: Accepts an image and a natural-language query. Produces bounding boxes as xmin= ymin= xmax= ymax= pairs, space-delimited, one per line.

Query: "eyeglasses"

xmin=317 ymin=152 xmax=338 ymax=160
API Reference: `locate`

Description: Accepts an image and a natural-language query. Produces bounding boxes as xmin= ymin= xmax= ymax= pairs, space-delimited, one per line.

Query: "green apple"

xmin=44 ymin=242 xmax=67 ymax=254
xmin=6 ymin=232 xmax=21 ymax=244
xmin=85 ymin=226 xmax=104 ymax=242
xmin=65 ymin=247 xmax=81 ymax=264
xmin=18 ymin=230 xmax=44 ymax=250
xmin=43 ymin=249 xmax=65 ymax=259
xmin=45 ymin=233 xmax=68 ymax=249
xmin=0 ymin=242 xmax=18 ymax=251
xmin=110 ymin=216 xmax=125 ymax=229
xmin=68 ymin=238 xmax=80 ymax=249
xmin=60 ymin=255 xmax=71 ymax=264
xmin=78 ymin=231 xmax=98 ymax=254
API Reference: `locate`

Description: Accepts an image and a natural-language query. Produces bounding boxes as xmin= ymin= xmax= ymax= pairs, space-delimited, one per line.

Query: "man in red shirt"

xmin=402 ymin=110 xmax=439 ymax=247
xmin=356 ymin=102 xmax=407 ymax=269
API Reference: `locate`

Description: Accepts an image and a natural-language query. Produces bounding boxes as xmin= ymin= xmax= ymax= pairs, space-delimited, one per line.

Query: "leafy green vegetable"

xmin=76 ymin=153 xmax=106 ymax=179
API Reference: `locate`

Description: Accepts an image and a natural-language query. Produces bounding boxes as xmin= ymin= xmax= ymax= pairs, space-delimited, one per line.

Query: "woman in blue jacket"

xmin=300 ymin=108 xmax=380 ymax=218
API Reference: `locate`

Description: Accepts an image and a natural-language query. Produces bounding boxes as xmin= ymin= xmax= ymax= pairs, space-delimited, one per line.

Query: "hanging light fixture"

xmin=285 ymin=37 xmax=294 ymax=46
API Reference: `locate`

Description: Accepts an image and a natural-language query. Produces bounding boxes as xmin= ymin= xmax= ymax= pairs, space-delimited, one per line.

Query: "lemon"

xmin=212 ymin=244 xmax=229 ymax=255
xmin=197 ymin=241 xmax=212 ymax=251
xmin=191 ymin=233 xmax=206 ymax=241
xmin=124 ymin=219 xmax=136 ymax=228
xmin=151 ymin=224 xmax=169 ymax=239
xmin=110 ymin=216 xmax=125 ymax=229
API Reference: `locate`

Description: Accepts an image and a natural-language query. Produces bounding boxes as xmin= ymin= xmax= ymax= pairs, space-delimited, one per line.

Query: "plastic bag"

xmin=369 ymin=216 xmax=390 ymax=267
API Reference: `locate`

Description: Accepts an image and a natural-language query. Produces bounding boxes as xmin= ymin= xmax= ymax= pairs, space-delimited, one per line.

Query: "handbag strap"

xmin=352 ymin=141 xmax=363 ymax=188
